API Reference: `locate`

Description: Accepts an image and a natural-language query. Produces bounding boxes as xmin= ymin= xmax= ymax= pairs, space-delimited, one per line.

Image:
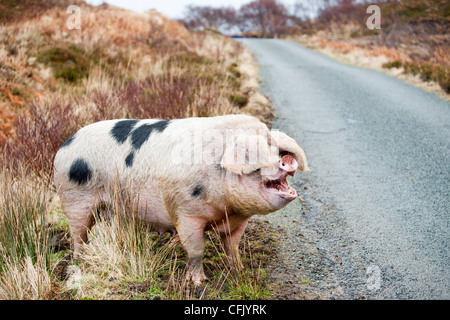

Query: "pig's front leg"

xmin=175 ymin=216 xmax=207 ymax=284
xmin=220 ymin=218 xmax=249 ymax=271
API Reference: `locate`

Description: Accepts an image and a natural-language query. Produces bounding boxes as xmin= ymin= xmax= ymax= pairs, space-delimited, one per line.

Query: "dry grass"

xmin=0 ymin=168 xmax=52 ymax=299
xmin=0 ymin=2 xmax=256 ymax=144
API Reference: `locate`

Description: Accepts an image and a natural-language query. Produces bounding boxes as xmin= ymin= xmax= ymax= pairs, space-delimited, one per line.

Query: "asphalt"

xmin=239 ymin=38 xmax=450 ymax=299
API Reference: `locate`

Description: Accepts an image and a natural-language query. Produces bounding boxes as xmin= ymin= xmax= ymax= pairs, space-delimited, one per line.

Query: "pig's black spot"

xmin=69 ymin=158 xmax=92 ymax=186
xmin=60 ymin=134 xmax=76 ymax=148
xmin=192 ymin=184 xmax=203 ymax=197
xmin=111 ymin=119 xmax=139 ymax=144
xmin=125 ymin=151 xmax=134 ymax=167
xmin=130 ymin=120 xmax=170 ymax=150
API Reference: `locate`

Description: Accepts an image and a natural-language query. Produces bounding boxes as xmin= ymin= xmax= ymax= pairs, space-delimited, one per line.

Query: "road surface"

xmin=240 ymin=39 xmax=449 ymax=299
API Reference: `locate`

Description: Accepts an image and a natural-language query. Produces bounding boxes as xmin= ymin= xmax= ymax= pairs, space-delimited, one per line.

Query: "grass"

xmin=315 ymin=0 xmax=449 ymax=32
xmin=0 ymin=168 xmax=52 ymax=299
xmin=383 ymin=60 xmax=450 ymax=93
xmin=0 ymin=0 xmax=82 ymax=22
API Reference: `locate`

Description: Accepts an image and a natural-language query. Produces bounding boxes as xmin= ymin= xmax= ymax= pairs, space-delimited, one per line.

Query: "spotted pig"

xmin=53 ymin=114 xmax=308 ymax=283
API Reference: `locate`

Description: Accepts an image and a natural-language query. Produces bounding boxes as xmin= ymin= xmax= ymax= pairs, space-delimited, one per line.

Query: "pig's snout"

xmin=279 ymin=155 xmax=298 ymax=175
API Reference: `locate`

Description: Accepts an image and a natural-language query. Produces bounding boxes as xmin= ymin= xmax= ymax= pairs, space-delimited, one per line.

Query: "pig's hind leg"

xmin=61 ymin=193 xmax=99 ymax=259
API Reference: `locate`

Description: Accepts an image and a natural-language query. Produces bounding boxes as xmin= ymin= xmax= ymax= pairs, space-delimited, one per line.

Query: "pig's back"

xmin=53 ymin=115 xmax=266 ymax=190
xmin=53 ymin=119 xmax=171 ymax=189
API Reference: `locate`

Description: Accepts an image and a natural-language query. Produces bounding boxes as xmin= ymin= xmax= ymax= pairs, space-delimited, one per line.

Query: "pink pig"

xmin=53 ymin=114 xmax=308 ymax=283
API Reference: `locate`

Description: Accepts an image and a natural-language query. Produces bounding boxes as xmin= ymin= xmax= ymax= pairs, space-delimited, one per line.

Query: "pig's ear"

xmin=269 ymin=131 xmax=309 ymax=172
xmin=221 ymin=134 xmax=278 ymax=175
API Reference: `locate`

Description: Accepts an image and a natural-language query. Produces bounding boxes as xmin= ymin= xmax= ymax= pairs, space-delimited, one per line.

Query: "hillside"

xmin=0 ymin=1 xmax=273 ymax=147
xmin=292 ymin=0 xmax=449 ymax=98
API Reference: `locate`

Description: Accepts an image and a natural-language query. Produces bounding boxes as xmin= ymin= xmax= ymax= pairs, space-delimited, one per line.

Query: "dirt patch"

xmin=243 ymin=220 xmax=280 ymax=268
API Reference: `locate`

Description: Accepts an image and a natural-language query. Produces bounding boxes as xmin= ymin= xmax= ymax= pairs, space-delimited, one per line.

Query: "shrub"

xmin=3 ymin=103 xmax=79 ymax=185
xmin=382 ymin=60 xmax=403 ymax=69
xmin=37 ymin=45 xmax=91 ymax=83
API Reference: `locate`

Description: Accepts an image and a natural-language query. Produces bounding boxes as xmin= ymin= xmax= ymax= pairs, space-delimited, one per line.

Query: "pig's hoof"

xmin=186 ymin=270 xmax=207 ymax=285
xmin=188 ymin=274 xmax=207 ymax=285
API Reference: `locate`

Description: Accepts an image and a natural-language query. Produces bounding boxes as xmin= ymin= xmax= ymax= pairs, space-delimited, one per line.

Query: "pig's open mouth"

xmin=261 ymin=154 xmax=300 ymax=204
xmin=263 ymin=174 xmax=297 ymax=200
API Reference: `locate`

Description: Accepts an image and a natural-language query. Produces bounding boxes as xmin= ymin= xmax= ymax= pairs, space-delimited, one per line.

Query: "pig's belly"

xmin=137 ymin=194 xmax=175 ymax=234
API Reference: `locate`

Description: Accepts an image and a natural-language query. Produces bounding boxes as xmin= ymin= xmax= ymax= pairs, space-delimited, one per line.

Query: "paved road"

xmin=240 ymin=39 xmax=449 ymax=299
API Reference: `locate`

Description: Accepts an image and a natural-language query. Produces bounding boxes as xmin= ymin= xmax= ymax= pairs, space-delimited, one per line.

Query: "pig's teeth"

xmin=265 ymin=178 xmax=291 ymax=192
xmin=279 ymin=179 xmax=290 ymax=190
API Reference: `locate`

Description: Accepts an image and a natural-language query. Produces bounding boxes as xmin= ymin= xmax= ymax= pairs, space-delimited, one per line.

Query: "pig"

xmin=53 ymin=114 xmax=308 ymax=283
